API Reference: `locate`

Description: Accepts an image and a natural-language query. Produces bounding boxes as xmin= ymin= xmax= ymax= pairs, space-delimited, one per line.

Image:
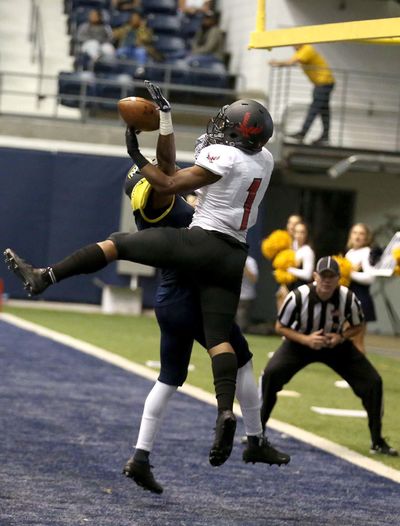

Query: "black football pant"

xmin=110 ymin=226 xmax=248 ymax=350
xmin=261 ymin=339 xmax=383 ymax=443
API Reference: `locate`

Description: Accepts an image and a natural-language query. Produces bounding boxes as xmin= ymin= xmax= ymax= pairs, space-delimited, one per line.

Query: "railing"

xmin=269 ymin=65 xmax=400 ymax=152
xmin=0 ymin=59 xmax=245 ymax=122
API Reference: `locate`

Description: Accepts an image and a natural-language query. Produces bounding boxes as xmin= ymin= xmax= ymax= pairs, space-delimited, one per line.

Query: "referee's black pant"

xmin=261 ymin=339 xmax=383 ymax=444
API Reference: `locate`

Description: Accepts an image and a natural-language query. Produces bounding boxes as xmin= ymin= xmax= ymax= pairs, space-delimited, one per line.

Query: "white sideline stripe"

xmin=311 ymin=407 xmax=367 ymax=418
xmin=2 ymin=312 xmax=399 ymax=484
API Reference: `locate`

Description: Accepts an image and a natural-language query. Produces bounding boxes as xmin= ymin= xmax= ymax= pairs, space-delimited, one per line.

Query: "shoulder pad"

xmin=131 ymin=177 xmax=152 ymax=212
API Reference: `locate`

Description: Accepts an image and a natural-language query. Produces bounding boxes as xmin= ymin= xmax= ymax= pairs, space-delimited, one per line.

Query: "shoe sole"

xmin=123 ymin=467 xmax=163 ymax=494
xmin=243 ymin=454 xmax=290 ymax=466
xmin=4 ymin=249 xmax=33 ymax=296
xmin=209 ymin=415 xmax=237 ymax=467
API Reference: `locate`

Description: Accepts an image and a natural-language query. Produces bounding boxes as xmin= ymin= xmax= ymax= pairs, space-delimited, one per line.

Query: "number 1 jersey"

xmin=190 ymin=143 xmax=273 ymax=242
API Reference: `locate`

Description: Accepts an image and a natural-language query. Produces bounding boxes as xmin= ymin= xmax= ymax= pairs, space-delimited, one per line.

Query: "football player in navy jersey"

xmin=5 ymin=81 xmax=274 ymax=469
xmin=122 ymin=161 xmax=290 ymax=493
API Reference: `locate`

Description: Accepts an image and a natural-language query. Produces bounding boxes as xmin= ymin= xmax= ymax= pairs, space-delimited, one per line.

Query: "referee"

xmin=260 ymin=256 xmax=398 ymax=457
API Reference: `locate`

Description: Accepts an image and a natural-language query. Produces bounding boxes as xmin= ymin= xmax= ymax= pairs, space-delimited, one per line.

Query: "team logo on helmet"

xmin=236 ymin=112 xmax=264 ymax=138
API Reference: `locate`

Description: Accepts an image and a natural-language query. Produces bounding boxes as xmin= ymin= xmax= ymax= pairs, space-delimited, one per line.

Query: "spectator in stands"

xmin=113 ymin=11 xmax=163 ymax=73
xmin=269 ymin=44 xmax=335 ymax=146
xmin=112 ymin=0 xmax=141 ymax=12
xmin=186 ymin=10 xmax=225 ymax=67
xmin=178 ymin=0 xmax=212 ymax=16
xmin=236 ymin=255 xmax=259 ymax=333
xmin=76 ymin=9 xmax=115 ymax=62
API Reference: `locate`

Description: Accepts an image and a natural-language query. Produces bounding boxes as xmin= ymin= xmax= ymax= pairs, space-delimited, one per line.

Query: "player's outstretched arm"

xmin=144 ymin=80 xmax=175 ymax=175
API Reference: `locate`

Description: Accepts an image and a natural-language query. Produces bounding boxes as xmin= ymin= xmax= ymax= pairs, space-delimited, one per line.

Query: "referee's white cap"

xmin=316 ymin=256 xmax=340 ymax=276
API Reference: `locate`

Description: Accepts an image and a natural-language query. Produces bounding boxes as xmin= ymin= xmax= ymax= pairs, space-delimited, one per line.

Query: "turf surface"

xmin=1 ymin=318 xmax=399 ymax=526
xmin=3 ymin=305 xmax=400 ymax=469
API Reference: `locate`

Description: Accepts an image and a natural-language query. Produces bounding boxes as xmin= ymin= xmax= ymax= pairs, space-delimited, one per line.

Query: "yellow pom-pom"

xmin=333 ymin=254 xmax=352 ymax=287
xmin=261 ymin=230 xmax=292 ymax=260
xmin=392 ymin=247 xmax=400 ymax=264
xmin=273 ymin=269 xmax=297 ymax=285
xmin=273 ymin=249 xmax=296 ymax=270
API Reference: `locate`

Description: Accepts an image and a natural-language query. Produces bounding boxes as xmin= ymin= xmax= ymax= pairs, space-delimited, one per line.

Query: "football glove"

xmin=144 ymin=80 xmax=171 ymax=112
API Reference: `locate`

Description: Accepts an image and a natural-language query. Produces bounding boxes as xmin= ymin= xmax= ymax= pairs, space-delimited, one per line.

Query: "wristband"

xmin=159 ymin=111 xmax=174 ymax=135
xmin=131 ymin=151 xmax=149 ymax=170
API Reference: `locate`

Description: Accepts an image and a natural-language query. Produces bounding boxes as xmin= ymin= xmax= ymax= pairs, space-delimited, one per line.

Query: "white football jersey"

xmin=190 ymin=143 xmax=273 ymax=242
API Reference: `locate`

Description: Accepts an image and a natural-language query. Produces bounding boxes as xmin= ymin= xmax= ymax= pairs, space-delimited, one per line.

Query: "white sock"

xmin=236 ymin=361 xmax=263 ymax=437
xmin=135 ymin=380 xmax=177 ymax=451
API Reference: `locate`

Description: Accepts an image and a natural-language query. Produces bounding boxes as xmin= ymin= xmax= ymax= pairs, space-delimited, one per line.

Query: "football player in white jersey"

xmin=5 ymin=82 xmax=274 ymax=468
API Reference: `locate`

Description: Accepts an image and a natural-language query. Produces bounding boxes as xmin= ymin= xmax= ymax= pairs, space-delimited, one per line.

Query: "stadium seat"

xmin=109 ymin=9 xmax=131 ymax=28
xmin=95 ymin=74 xmax=134 ymax=109
xmin=70 ymin=0 xmax=111 ymax=9
xmin=146 ymin=14 xmax=181 ymax=36
xmin=190 ymin=62 xmax=229 ymax=89
xmin=154 ymin=35 xmax=186 ymax=60
xmin=180 ymin=14 xmax=202 ymax=40
xmin=58 ymin=71 xmax=96 ymax=108
xmin=142 ymin=0 xmax=177 ymax=16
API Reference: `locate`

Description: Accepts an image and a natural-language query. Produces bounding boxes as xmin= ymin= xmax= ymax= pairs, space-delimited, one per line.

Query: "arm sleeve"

xmin=288 ymin=246 xmax=315 ymax=281
xmin=350 ymin=248 xmax=376 ymax=285
xmin=195 ymin=144 xmax=234 ymax=178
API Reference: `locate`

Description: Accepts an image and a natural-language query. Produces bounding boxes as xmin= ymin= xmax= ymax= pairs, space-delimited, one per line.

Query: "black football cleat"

xmin=209 ymin=410 xmax=237 ymax=467
xmin=123 ymin=457 xmax=163 ymax=494
xmin=4 ymin=248 xmax=52 ymax=296
xmin=370 ymin=438 xmax=398 ymax=457
xmin=243 ymin=436 xmax=290 ymax=466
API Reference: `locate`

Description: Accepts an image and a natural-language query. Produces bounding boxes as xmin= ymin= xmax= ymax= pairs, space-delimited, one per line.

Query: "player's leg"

xmin=123 ymin=381 xmax=176 ymax=495
xmin=229 ymin=324 xmax=290 ymax=466
xmin=123 ymin=304 xmax=195 ymax=493
xmin=199 ymin=244 xmax=246 ymax=467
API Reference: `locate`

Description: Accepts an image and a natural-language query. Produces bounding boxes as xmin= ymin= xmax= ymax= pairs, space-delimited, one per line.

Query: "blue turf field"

xmin=0 ymin=319 xmax=399 ymax=526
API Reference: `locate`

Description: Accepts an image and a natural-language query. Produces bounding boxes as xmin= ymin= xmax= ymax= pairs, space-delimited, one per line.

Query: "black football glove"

xmin=125 ymin=127 xmax=149 ymax=170
xmin=144 ymin=80 xmax=171 ymax=112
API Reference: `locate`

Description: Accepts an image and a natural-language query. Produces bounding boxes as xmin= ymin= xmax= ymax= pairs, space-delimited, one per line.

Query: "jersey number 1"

xmin=240 ymin=178 xmax=262 ymax=230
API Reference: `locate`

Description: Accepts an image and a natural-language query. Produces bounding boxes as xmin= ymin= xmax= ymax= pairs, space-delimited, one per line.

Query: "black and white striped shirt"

xmin=278 ymin=283 xmax=364 ymax=334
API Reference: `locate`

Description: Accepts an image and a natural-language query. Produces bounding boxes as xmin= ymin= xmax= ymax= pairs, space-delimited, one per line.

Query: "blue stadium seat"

xmin=70 ymin=0 xmax=111 ymax=9
xmin=95 ymin=74 xmax=134 ymax=109
xmin=154 ymin=35 xmax=186 ymax=60
xmin=109 ymin=9 xmax=131 ymax=28
xmin=180 ymin=14 xmax=202 ymax=40
xmin=147 ymin=14 xmax=181 ymax=36
xmin=142 ymin=0 xmax=177 ymax=15
xmin=58 ymin=71 xmax=96 ymax=108
xmin=190 ymin=62 xmax=229 ymax=89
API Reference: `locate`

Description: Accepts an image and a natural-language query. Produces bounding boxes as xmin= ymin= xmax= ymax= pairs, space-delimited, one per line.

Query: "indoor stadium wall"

xmin=220 ymin=0 xmax=400 ymax=94
xmin=0 ymin=146 xmax=132 ymax=305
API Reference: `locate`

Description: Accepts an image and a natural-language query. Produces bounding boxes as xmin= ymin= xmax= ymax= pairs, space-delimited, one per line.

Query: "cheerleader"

xmin=345 ymin=223 xmax=376 ymax=353
xmin=286 ymin=222 xmax=315 ymax=290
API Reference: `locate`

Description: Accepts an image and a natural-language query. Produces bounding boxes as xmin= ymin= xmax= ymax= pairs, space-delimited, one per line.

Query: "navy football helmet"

xmin=206 ymin=99 xmax=273 ymax=153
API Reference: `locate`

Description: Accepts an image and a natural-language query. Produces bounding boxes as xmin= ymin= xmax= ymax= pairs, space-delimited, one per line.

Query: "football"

xmin=118 ymin=96 xmax=160 ymax=131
